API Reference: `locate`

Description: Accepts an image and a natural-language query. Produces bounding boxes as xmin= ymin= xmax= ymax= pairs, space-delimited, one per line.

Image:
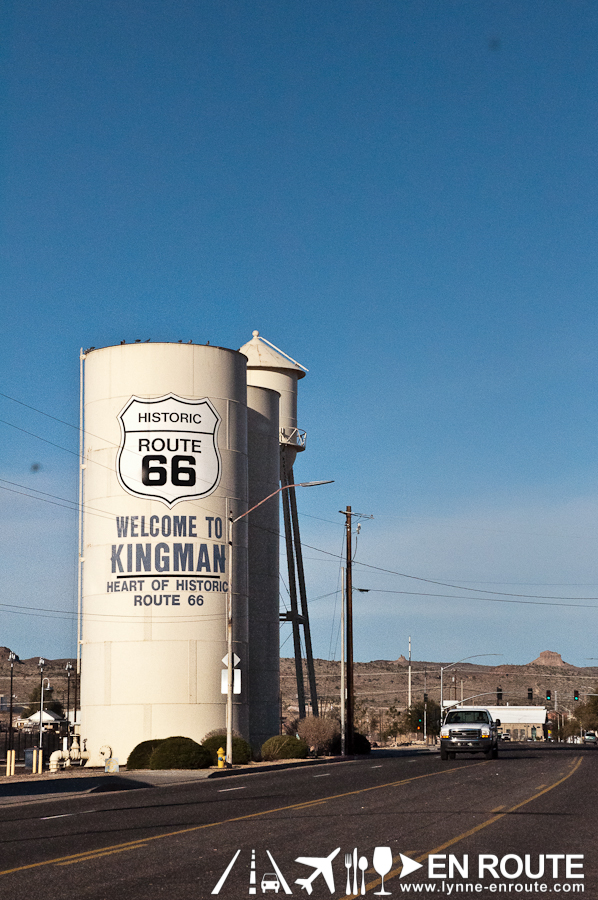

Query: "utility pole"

xmin=408 ymin=637 xmax=412 ymax=709
xmin=339 ymin=506 xmax=373 ymax=755
xmin=423 ymin=668 xmax=427 ymax=744
xmin=344 ymin=506 xmax=355 ymax=755
xmin=340 ymin=567 xmax=346 ymax=756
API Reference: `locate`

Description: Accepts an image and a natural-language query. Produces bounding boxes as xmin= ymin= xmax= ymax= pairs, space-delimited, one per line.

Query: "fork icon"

xmin=344 ymin=853 xmax=353 ymax=894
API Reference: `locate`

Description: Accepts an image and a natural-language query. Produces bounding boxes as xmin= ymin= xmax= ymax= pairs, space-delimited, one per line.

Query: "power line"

xmin=0 ymin=390 xmax=81 ymax=433
xmin=0 ymin=480 xmax=115 ymax=522
xmin=350 ymin=559 xmax=598 ymax=603
xmin=352 ymin=587 xmax=598 ymax=611
xmin=5 ymin=392 xmax=598 ymax=607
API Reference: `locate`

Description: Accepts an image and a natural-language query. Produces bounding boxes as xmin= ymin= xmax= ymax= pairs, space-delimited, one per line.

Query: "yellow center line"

xmin=55 ymin=844 xmax=148 ymax=866
xmin=351 ymin=756 xmax=583 ymax=898
xmin=0 ymin=762 xmax=468 ymax=876
xmin=490 ymin=805 xmax=504 ymax=812
xmin=294 ymin=799 xmax=328 ymax=807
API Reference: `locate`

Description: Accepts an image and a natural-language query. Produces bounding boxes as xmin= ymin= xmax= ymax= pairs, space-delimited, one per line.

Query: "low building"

xmin=16 ymin=709 xmax=65 ymax=731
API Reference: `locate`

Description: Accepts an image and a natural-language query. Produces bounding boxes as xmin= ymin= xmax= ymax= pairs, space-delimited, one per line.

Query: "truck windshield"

xmin=445 ymin=711 xmax=490 ymax=724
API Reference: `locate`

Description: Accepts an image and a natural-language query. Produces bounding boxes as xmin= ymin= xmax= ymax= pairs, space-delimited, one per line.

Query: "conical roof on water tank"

xmin=238 ymin=331 xmax=307 ymax=465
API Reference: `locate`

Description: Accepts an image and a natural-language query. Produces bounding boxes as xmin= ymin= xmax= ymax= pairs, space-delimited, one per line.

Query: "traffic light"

xmin=574 ymin=689 xmax=580 ymax=702
xmin=528 ymin=688 xmax=533 ymax=701
xmin=423 ymin=693 xmax=428 ymax=702
xmin=417 ymin=716 xmax=422 ymax=731
xmin=497 ymin=687 xmax=503 ymax=702
xmin=546 ymin=689 xmax=552 ymax=702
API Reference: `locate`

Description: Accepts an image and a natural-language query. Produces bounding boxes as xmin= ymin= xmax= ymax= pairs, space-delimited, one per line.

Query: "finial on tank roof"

xmin=239 ymin=331 xmax=308 ymax=375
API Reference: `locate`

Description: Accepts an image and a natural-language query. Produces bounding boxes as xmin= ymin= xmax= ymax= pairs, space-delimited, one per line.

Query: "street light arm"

xmin=443 ymin=691 xmax=505 ymax=708
xmin=442 ymin=654 xmax=502 ymax=674
xmin=232 ymin=480 xmax=334 ymax=524
xmin=440 ymin=654 xmax=502 ymax=720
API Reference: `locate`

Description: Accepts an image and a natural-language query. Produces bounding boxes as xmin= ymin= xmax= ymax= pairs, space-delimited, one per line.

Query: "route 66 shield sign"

xmin=116 ymin=394 xmax=222 ymax=507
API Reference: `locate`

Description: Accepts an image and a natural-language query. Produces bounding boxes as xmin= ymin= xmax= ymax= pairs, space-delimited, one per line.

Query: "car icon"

xmin=261 ymin=873 xmax=280 ymax=893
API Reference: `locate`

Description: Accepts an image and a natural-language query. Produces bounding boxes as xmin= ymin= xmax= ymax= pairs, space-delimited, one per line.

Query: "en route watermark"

xmin=210 ymin=849 xmax=585 ymax=895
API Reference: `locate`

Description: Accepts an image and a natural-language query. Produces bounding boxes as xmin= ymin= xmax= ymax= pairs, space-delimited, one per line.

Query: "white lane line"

xmin=218 ymin=786 xmax=247 ymax=792
xmin=371 ymin=765 xmax=383 ymax=768
xmin=313 ymin=773 xmax=330 ymax=777
xmin=41 ymin=810 xmax=97 ymax=819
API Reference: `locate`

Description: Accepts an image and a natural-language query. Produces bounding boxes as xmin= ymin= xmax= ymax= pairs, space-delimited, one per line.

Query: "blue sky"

xmin=2 ymin=0 xmax=598 ymax=667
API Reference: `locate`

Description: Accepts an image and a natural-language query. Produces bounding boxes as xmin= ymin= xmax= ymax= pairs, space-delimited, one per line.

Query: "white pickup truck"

xmin=440 ymin=706 xmax=501 ymax=760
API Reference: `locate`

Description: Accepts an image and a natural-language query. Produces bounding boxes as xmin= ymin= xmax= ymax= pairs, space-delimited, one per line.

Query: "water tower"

xmin=239 ymin=331 xmax=319 ymax=723
xmin=79 ymin=343 xmax=250 ymax=765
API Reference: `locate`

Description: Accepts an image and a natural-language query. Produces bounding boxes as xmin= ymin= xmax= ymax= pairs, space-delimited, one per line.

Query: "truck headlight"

xmin=440 ymin=728 xmax=450 ymax=738
xmin=480 ymin=728 xmax=490 ymax=738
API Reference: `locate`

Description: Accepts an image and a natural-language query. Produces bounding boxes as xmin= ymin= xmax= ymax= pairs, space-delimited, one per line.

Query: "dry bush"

xmin=297 ymin=716 xmax=340 ymax=754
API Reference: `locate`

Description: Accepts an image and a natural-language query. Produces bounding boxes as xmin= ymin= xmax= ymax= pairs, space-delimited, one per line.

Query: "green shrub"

xmin=127 ymin=739 xmax=165 ymax=770
xmin=201 ymin=734 xmax=252 ymax=765
xmin=330 ymin=731 xmax=372 ymax=755
xmin=202 ymin=728 xmax=244 ymax=741
xmin=261 ymin=735 xmax=308 ymax=761
xmin=353 ymin=732 xmax=371 ymax=754
xmin=149 ymin=736 xmax=211 ymax=770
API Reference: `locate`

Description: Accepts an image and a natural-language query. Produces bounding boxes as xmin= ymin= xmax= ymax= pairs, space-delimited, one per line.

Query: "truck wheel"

xmin=440 ymin=748 xmax=448 ymax=760
xmin=492 ymin=747 xmax=499 ymax=759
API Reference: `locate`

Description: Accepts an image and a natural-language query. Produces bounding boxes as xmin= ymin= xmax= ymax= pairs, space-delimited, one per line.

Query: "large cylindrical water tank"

xmin=80 ymin=343 xmax=249 ymax=766
xmin=239 ymin=331 xmax=307 ymax=469
xmin=246 ymin=385 xmax=280 ymax=747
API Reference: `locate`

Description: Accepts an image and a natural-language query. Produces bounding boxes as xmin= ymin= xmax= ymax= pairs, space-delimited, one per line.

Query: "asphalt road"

xmin=0 ymin=744 xmax=595 ymax=900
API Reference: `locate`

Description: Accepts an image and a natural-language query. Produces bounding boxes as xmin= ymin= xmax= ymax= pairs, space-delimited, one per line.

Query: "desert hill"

xmin=280 ymin=651 xmax=598 ymax=720
xmin=1 ymin=646 xmax=594 ymax=727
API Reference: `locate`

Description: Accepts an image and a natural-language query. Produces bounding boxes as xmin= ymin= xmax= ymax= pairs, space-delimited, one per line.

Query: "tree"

xmin=403 ymin=700 xmax=441 ymax=738
xmin=353 ymin=700 xmax=369 ymax=734
xmin=574 ymin=686 xmax=598 ymax=733
xmin=21 ymin=686 xmax=64 ymax=719
xmin=383 ymin=706 xmax=402 ymax=743
xmin=561 ymin=716 xmax=581 ymax=743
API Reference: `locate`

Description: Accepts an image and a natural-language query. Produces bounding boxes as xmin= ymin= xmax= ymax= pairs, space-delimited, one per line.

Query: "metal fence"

xmin=1 ymin=729 xmax=62 ymax=762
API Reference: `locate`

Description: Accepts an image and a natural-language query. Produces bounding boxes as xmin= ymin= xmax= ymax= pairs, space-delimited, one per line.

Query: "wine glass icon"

xmin=373 ymin=846 xmax=393 ymax=895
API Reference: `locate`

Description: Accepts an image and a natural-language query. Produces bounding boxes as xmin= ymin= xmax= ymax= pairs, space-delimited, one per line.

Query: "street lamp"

xmin=39 ymin=677 xmax=50 ymax=750
xmin=225 ymin=479 xmax=333 ymax=766
xmin=65 ymin=662 xmax=73 ymax=743
xmin=8 ymin=652 xmax=16 ymax=753
xmin=440 ymin=655 xmax=501 ymax=719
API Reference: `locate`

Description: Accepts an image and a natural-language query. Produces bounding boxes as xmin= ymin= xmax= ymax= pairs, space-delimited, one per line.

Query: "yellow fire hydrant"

xmin=217 ymin=746 xmax=225 ymax=768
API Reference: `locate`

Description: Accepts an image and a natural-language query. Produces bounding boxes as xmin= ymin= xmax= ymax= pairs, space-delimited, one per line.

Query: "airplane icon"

xmin=295 ymin=848 xmax=341 ymax=894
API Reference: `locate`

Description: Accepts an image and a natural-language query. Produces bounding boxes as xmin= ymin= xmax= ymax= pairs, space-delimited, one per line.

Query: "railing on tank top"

xmin=279 ymin=427 xmax=307 ymax=448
